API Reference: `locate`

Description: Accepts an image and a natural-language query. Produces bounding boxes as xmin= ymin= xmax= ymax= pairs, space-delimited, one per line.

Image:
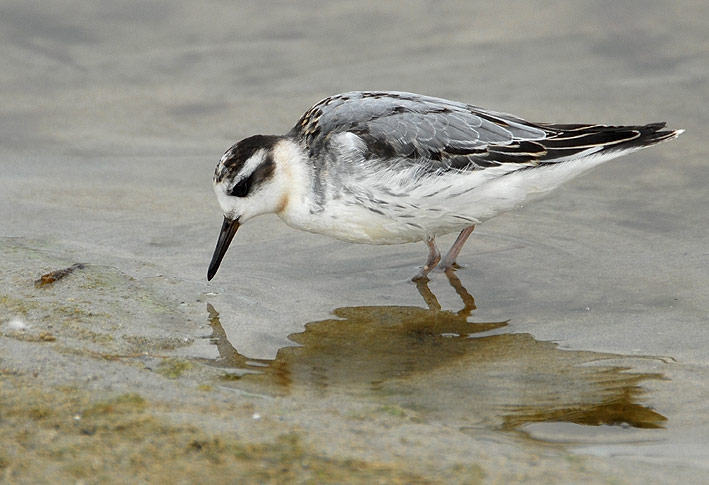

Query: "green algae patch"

xmin=0 ymin=376 xmax=437 ymax=484
xmin=157 ymin=358 xmax=194 ymax=379
xmin=83 ymin=393 xmax=147 ymax=417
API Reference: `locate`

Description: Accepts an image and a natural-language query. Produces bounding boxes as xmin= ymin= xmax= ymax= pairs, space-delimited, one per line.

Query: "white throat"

xmin=272 ymin=138 xmax=314 ymax=219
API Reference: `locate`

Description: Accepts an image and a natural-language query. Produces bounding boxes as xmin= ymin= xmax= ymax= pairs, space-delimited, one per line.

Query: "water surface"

xmin=1 ymin=0 xmax=708 ymax=481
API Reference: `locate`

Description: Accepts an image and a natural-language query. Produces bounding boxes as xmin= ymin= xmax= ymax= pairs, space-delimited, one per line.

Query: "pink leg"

xmin=441 ymin=225 xmax=475 ymax=270
xmin=412 ymin=237 xmax=441 ymax=281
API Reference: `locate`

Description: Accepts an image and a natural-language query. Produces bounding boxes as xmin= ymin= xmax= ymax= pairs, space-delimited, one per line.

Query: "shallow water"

xmin=1 ymin=0 xmax=708 ymax=481
xmin=204 ymin=276 xmax=668 ymax=437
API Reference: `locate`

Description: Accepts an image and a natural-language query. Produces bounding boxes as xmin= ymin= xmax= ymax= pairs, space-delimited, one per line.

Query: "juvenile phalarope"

xmin=207 ymin=91 xmax=682 ymax=281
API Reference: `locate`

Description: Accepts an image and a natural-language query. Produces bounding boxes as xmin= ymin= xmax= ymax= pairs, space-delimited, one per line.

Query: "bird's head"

xmin=208 ymin=134 xmax=290 ymax=280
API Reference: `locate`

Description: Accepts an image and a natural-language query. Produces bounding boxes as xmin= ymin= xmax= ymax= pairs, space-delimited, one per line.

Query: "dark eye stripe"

xmin=228 ymin=152 xmax=276 ymax=198
xmin=230 ymin=177 xmax=251 ymax=197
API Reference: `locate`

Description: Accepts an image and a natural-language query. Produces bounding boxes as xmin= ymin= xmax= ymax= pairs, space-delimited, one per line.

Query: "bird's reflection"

xmin=202 ymin=270 xmax=666 ymax=433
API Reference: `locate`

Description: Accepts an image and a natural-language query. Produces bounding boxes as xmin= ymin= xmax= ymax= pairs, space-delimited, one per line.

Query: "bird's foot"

xmin=439 ymin=260 xmax=465 ymax=272
xmin=412 ymin=238 xmax=441 ymax=281
xmin=411 ymin=267 xmax=433 ymax=282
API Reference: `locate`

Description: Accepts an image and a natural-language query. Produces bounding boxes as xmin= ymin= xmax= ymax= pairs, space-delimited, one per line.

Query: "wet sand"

xmin=2 ymin=1 xmax=708 ymax=483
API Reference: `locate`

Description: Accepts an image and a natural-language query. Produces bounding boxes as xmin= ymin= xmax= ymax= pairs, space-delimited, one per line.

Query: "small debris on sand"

xmin=35 ymin=263 xmax=86 ymax=288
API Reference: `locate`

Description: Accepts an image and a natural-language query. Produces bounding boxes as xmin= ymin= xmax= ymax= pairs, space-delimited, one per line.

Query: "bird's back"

xmin=282 ymin=91 xmax=681 ymax=242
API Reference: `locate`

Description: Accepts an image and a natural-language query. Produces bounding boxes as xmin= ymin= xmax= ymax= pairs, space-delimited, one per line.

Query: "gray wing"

xmin=289 ymin=91 xmax=548 ymax=170
xmin=289 ymin=91 xmax=676 ymax=171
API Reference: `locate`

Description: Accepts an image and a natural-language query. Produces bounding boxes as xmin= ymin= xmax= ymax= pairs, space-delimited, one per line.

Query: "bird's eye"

xmin=230 ymin=178 xmax=250 ymax=197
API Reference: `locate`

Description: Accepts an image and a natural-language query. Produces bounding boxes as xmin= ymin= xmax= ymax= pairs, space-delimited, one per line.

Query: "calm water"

xmin=2 ymin=0 xmax=708 ymax=479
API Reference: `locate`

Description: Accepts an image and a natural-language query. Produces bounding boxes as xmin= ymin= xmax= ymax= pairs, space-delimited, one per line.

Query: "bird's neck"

xmin=272 ymin=138 xmax=317 ymax=220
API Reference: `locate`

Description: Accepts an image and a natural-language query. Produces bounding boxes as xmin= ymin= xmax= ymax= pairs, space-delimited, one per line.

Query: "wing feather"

xmin=289 ymin=91 xmax=679 ymax=173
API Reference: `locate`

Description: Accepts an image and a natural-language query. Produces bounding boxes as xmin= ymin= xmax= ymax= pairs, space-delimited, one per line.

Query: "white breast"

xmin=275 ymin=134 xmax=627 ymax=245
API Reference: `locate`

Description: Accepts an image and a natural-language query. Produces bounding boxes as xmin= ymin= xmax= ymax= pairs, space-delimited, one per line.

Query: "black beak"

xmin=207 ymin=216 xmax=240 ymax=281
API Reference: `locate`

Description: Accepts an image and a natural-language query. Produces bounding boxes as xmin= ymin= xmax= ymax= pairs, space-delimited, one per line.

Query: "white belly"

xmin=277 ymin=149 xmax=621 ymax=244
xmin=279 ymin=199 xmax=432 ymax=244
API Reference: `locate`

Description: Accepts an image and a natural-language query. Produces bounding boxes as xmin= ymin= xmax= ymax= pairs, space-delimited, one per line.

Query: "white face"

xmin=212 ymin=137 xmax=289 ymax=224
xmin=208 ymin=135 xmax=291 ymax=280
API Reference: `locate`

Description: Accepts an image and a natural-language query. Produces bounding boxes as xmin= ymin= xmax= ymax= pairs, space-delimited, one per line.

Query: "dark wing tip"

xmin=638 ymin=123 xmax=684 ymax=145
xmin=532 ymin=121 xmax=683 ymax=161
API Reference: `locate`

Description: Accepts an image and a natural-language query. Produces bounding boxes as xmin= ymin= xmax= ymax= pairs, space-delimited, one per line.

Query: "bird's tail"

xmin=535 ymin=122 xmax=684 ymax=163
